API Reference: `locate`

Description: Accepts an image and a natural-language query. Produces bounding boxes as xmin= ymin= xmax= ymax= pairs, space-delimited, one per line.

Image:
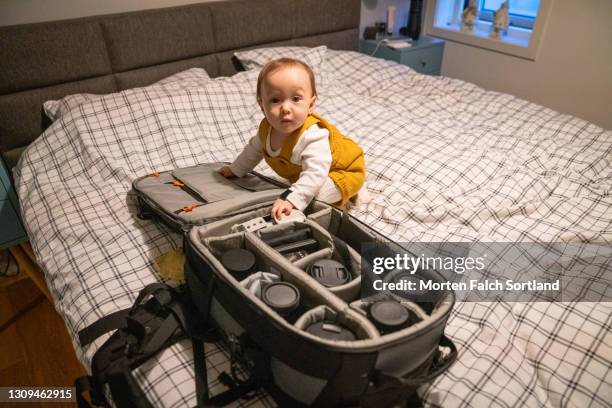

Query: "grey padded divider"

xmin=305 ymin=205 xmax=333 ymax=227
xmin=195 ymin=231 xmax=345 ymax=327
xmin=244 ymin=232 xmax=387 ymax=347
xmin=292 ymin=233 xmax=362 ymax=302
xmin=245 ymin=233 xmax=347 ymax=313
xmin=294 ymin=305 xmax=379 ymax=341
xmin=331 ymin=235 xmax=361 ymax=279
xmin=198 ymin=228 xmax=346 ymax=312
xmin=293 ymin=248 xmax=333 ymax=273
xmin=203 ymin=232 xmax=245 ymax=258
xmin=100 ymin=5 xmax=215 ymax=72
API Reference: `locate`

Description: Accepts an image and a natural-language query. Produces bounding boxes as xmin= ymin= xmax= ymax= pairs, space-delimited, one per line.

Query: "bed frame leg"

xmin=8 ymin=242 xmax=53 ymax=303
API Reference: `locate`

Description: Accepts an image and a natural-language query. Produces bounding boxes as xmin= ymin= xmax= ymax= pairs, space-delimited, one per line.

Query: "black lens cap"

xmin=305 ymin=321 xmax=356 ymax=341
xmin=368 ymin=300 xmax=410 ymax=333
xmin=383 ymin=270 xmax=428 ymax=300
xmin=261 ymin=282 xmax=300 ymax=316
xmin=307 ymin=259 xmax=351 ymax=287
xmin=221 ymin=248 xmax=256 ymax=280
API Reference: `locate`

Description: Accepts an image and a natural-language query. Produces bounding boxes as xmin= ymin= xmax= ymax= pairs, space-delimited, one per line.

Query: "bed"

xmin=1 ymin=0 xmax=611 ymax=406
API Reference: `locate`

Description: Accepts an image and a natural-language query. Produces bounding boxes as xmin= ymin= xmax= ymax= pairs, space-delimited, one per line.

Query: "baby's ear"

xmin=308 ymin=95 xmax=317 ymax=113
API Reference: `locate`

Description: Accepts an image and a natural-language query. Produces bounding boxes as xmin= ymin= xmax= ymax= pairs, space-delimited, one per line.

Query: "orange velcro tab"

xmin=182 ymin=204 xmax=197 ymax=213
xmin=172 ymin=180 xmax=185 ymax=188
xmin=149 ymin=172 xmax=161 ymax=177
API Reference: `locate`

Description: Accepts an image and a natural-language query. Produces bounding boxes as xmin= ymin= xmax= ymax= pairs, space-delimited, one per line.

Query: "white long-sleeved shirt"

xmin=229 ymin=123 xmax=332 ymax=210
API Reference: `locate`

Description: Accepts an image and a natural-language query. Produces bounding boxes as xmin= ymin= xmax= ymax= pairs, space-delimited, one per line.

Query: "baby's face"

xmin=258 ymin=66 xmax=316 ymax=137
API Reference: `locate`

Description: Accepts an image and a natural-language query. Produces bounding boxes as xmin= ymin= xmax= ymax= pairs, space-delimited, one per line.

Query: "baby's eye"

xmin=270 ymin=98 xmax=280 ymax=104
xmin=292 ymin=96 xmax=302 ymax=102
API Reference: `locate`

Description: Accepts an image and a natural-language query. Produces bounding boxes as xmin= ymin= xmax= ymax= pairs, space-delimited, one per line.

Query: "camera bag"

xmin=78 ymin=162 xmax=457 ymax=407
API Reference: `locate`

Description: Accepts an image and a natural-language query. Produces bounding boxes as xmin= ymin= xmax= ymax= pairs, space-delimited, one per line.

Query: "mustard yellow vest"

xmin=258 ymin=113 xmax=365 ymax=205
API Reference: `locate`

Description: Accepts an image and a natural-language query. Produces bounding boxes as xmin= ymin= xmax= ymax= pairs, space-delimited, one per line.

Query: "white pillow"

xmin=234 ymin=46 xmax=328 ymax=82
xmin=234 ymin=45 xmax=333 ymax=93
xmin=154 ymin=67 xmax=212 ymax=86
xmin=43 ymin=67 xmax=211 ymax=122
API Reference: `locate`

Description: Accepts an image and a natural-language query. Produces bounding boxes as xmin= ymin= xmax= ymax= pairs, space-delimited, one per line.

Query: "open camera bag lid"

xmin=184 ymin=196 xmax=457 ymax=407
xmin=132 ymin=162 xmax=286 ymax=232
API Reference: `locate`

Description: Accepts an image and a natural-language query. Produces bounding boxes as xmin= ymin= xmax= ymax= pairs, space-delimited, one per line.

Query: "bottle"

xmin=407 ymin=0 xmax=423 ymax=41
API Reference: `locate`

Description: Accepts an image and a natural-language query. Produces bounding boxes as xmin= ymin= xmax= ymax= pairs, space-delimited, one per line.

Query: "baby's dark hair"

xmin=256 ymin=58 xmax=317 ymax=99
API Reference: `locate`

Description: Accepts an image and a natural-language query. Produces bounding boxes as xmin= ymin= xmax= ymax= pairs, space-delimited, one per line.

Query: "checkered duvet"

xmin=15 ymin=49 xmax=611 ymax=407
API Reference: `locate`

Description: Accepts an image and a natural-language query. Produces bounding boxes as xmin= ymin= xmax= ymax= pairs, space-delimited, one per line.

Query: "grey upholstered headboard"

xmin=0 ymin=0 xmax=360 ymax=170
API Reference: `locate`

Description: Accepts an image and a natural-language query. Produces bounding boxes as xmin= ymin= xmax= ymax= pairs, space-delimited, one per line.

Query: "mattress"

xmin=15 ymin=49 xmax=612 ymax=407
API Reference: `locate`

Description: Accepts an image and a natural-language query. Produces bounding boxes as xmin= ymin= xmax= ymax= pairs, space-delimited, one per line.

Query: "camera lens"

xmin=221 ymin=248 xmax=256 ymax=280
xmin=368 ymin=300 xmax=410 ymax=334
xmin=307 ymin=259 xmax=351 ymax=287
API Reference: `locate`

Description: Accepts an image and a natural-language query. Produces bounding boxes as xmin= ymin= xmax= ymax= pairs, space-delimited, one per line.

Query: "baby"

xmin=219 ymin=58 xmax=365 ymax=220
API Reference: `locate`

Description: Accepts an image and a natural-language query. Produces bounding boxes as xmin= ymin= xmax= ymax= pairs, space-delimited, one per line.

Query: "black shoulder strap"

xmin=78 ymin=309 xmax=130 ymax=347
xmin=76 ymin=283 xmax=195 ymax=408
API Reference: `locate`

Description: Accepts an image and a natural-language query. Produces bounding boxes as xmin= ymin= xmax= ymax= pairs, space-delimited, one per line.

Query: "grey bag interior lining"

xmin=193 ymin=211 xmax=452 ymax=349
xmin=189 ymin=201 xmax=455 ymax=357
xmin=247 ymin=234 xmax=349 ymax=313
xmin=257 ymin=220 xmax=363 ymax=303
xmin=294 ymin=305 xmax=380 ymax=341
xmin=202 ymin=231 xmax=347 ymax=314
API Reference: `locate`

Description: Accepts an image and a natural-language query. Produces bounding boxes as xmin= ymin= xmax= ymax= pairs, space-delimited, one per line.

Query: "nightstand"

xmin=359 ymin=36 xmax=445 ymax=75
xmin=0 ymin=158 xmax=27 ymax=249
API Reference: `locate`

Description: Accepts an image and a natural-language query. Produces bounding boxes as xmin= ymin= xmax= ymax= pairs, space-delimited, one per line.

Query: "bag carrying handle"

xmin=375 ymin=334 xmax=457 ymax=388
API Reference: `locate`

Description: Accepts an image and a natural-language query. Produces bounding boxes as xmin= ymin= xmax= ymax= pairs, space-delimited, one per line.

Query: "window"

xmin=477 ymin=0 xmax=540 ymax=30
xmin=424 ymin=0 xmax=552 ymax=60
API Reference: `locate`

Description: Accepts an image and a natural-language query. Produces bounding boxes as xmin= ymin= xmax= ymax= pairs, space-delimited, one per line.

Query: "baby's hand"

xmin=271 ymin=199 xmax=294 ymax=221
xmin=218 ymin=166 xmax=236 ymax=178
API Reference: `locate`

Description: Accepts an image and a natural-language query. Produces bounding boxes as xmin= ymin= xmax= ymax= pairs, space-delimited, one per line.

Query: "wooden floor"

xmin=0 ymin=271 xmax=87 ymax=408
